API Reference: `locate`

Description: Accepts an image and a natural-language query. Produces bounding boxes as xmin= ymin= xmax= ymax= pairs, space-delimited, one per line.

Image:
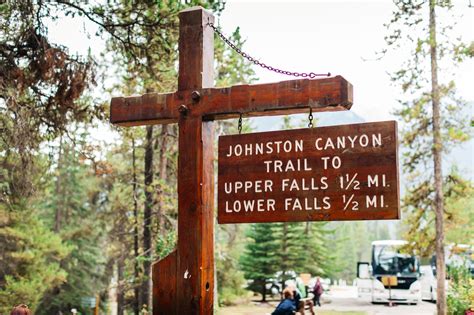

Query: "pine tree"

xmin=383 ymin=1 xmax=473 ymax=313
xmin=273 ymin=222 xmax=307 ymax=288
xmin=0 ymin=205 xmax=69 ymax=313
xmin=0 ymin=2 xmax=98 ymax=312
xmin=104 ymin=128 xmax=146 ymax=315
xmin=240 ymin=223 xmax=280 ymax=302
xmin=36 ymin=132 xmax=110 ymax=314
xmin=303 ymin=222 xmax=337 ymax=278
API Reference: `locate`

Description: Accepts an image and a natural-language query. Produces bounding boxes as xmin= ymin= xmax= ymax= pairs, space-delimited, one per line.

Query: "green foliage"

xmin=329 ymin=223 xmax=360 ymax=281
xmin=241 ymin=224 xmax=280 ymax=280
xmin=216 ymin=224 xmax=248 ymax=306
xmin=215 ymin=26 xmax=257 ymax=86
xmin=240 ymin=223 xmax=279 ymax=300
xmin=156 ymin=231 xmax=177 ymax=260
xmin=0 ymin=207 xmax=70 ymax=313
xmin=402 ymin=170 xmax=474 ymax=257
xmin=445 ymin=193 xmax=474 ymax=244
xmin=303 ymin=222 xmax=336 ymax=278
xmin=272 ymin=222 xmax=307 ymax=285
xmin=447 ymin=266 xmax=474 ymax=314
xmin=240 ymin=221 xmax=337 ymax=299
xmin=328 ymin=221 xmax=392 ymax=281
xmin=34 ymin=134 xmax=109 ymax=314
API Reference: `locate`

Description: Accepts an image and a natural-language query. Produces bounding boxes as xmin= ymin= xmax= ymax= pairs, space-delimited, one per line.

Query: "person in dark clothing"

xmin=312 ymin=277 xmax=324 ymax=307
xmin=272 ymin=288 xmax=296 ymax=315
xmin=289 ymin=283 xmax=315 ymax=315
xmin=292 ymin=286 xmax=301 ymax=311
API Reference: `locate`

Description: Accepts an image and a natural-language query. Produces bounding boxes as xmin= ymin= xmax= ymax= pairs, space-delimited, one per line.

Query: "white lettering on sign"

xmin=226 ymin=139 xmax=304 ymax=157
xmin=367 ymin=174 xmax=387 ymax=187
xmin=314 ymin=133 xmax=382 ymax=150
xmin=321 ymin=156 xmax=341 ymax=169
xmin=284 ymin=197 xmax=331 ymax=211
xmin=366 ymin=195 xmax=386 ymax=208
xmin=281 ymin=177 xmax=328 ymax=191
xmin=263 ymin=158 xmax=312 ymax=173
xmin=225 ymin=199 xmax=276 ymax=212
xmin=224 ymin=180 xmax=273 ymax=194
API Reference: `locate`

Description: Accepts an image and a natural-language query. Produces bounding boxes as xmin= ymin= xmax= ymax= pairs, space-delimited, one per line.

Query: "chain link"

xmin=308 ymin=107 xmax=314 ymax=128
xmin=208 ymin=21 xmax=331 ymax=79
xmin=238 ymin=113 xmax=243 ymax=134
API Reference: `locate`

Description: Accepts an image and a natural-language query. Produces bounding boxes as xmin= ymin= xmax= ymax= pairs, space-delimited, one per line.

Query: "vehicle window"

xmin=372 ymin=245 xmax=418 ymax=276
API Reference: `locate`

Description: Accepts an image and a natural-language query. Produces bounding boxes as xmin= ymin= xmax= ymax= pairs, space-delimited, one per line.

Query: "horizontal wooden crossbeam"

xmin=110 ymin=75 xmax=353 ymax=126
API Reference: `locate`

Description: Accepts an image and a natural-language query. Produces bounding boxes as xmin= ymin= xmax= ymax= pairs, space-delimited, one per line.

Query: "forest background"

xmin=0 ymin=0 xmax=472 ymax=314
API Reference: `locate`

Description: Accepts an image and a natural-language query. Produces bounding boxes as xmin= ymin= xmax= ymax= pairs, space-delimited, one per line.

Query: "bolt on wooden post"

xmin=110 ymin=6 xmax=354 ymax=315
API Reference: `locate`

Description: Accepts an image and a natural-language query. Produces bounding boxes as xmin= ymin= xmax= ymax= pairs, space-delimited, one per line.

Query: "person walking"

xmin=312 ymin=277 xmax=324 ymax=307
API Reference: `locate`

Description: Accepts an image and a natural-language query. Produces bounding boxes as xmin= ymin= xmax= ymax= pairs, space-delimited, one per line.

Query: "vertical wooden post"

xmin=153 ymin=6 xmax=215 ymax=315
xmin=176 ymin=7 xmax=215 ymax=314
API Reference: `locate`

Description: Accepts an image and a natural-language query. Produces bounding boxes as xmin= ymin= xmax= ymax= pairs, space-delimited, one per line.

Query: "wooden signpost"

xmin=106 ymin=6 xmax=398 ymax=315
xmin=218 ymin=121 xmax=399 ymax=224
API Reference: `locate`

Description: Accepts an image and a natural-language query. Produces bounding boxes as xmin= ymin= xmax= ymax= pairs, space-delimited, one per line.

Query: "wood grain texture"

xmin=176 ymin=6 xmax=214 ymax=315
xmin=178 ymin=6 xmax=214 ymax=91
xmin=110 ymin=76 xmax=353 ymax=126
xmin=152 ymin=250 xmax=177 ymax=315
xmin=217 ymin=121 xmax=399 ymax=224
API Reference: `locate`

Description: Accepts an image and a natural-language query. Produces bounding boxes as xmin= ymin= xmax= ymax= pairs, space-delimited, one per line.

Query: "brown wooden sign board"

xmin=218 ymin=121 xmax=399 ymax=224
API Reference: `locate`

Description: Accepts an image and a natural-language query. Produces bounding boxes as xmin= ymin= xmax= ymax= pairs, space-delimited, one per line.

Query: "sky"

xmin=47 ymin=0 xmax=474 ymax=177
xmin=217 ymin=0 xmax=473 ymax=119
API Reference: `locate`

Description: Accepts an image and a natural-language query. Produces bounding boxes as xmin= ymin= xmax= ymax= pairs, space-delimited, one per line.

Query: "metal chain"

xmin=238 ymin=113 xmax=243 ymax=134
xmin=207 ymin=21 xmax=331 ymax=79
xmin=308 ymin=107 xmax=314 ymax=128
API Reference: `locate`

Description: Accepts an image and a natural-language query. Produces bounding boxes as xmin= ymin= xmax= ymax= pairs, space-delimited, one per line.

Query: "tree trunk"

xmin=54 ymin=134 xmax=63 ymax=233
xmin=157 ymin=124 xmax=169 ymax=235
xmin=429 ymin=1 xmax=446 ymax=314
xmin=280 ymin=223 xmax=288 ymax=298
xmin=117 ymin=258 xmax=125 ymax=315
xmin=142 ymin=125 xmax=154 ymax=310
xmin=64 ymin=140 xmax=73 ymax=225
xmin=261 ymin=281 xmax=267 ymax=302
xmin=132 ymin=136 xmax=140 ymax=315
